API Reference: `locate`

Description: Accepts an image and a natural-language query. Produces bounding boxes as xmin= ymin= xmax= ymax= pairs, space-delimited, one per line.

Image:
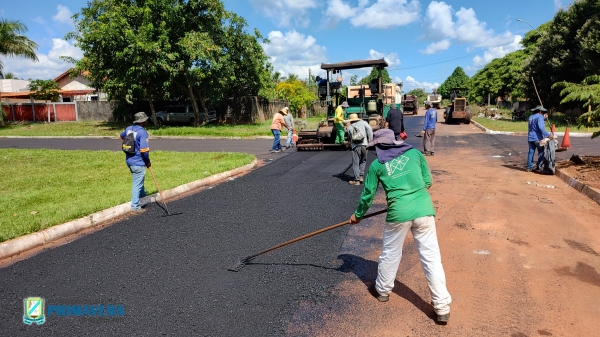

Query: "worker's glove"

xmin=420 ymin=130 xmax=425 ymax=135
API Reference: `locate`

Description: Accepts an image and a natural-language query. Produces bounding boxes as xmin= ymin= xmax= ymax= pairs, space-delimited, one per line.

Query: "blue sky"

xmin=1 ymin=0 xmax=569 ymax=92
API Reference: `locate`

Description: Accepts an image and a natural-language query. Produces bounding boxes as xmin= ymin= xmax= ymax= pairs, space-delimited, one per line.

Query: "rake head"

xmin=227 ymin=257 xmax=251 ymax=272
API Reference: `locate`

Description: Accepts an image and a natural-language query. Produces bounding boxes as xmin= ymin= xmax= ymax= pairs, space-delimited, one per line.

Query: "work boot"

xmin=349 ymin=180 xmax=360 ymax=186
xmin=369 ymin=284 xmax=389 ymax=302
xmin=130 ymin=208 xmax=146 ymax=215
xmin=436 ymin=313 xmax=450 ymax=324
xmin=359 ymin=177 xmax=364 ymax=183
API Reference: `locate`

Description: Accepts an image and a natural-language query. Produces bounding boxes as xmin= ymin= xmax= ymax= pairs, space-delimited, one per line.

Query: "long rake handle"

xmin=148 ymin=166 xmax=170 ymax=215
xmin=245 ymin=208 xmax=387 ymax=261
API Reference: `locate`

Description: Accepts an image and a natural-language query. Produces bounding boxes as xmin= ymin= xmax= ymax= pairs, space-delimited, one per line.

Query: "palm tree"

xmin=553 ymin=75 xmax=600 ymax=139
xmin=0 ymin=18 xmax=38 ymax=78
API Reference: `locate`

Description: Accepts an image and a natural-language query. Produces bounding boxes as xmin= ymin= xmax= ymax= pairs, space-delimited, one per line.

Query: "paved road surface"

xmin=1 ymin=112 xmax=598 ymax=335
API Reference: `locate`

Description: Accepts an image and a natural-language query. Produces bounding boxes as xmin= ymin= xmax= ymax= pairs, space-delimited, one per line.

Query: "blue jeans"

xmin=527 ymin=141 xmax=544 ymax=169
xmin=129 ymin=165 xmax=147 ymax=210
xmin=286 ymin=128 xmax=293 ymax=147
xmin=271 ymin=129 xmax=281 ymax=150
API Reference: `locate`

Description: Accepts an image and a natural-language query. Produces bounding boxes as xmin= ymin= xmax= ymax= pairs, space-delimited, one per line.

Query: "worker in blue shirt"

xmin=526 ymin=105 xmax=554 ymax=172
xmin=120 ymin=112 xmax=151 ymax=213
xmin=422 ymin=101 xmax=437 ymax=155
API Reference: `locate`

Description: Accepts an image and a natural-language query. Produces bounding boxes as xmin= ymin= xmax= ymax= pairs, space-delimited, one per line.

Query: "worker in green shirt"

xmin=348 ymin=128 xmax=452 ymax=324
xmin=334 ymin=101 xmax=348 ymax=144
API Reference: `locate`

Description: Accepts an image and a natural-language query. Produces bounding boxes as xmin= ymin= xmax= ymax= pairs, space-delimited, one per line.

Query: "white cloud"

xmin=554 ymin=0 xmax=563 ymax=11
xmin=420 ymin=2 xmax=516 ymax=55
xmin=422 ymin=1 xmax=456 ymax=40
xmin=351 ymin=0 xmax=421 ymax=29
xmin=323 ymin=0 xmax=356 ymax=27
xmin=368 ymin=49 xmax=401 ymax=68
xmin=261 ymin=30 xmax=327 ymax=78
xmin=324 ymin=0 xmax=420 ymax=29
xmin=250 ymin=0 xmax=318 ymax=28
xmin=402 ymin=75 xmax=440 ymax=92
xmin=420 ymin=40 xmax=451 ymax=54
xmin=52 ymin=5 xmax=74 ymax=27
xmin=472 ymin=35 xmax=523 ymax=68
xmin=0 ymin=38 xmax=83 ymax=80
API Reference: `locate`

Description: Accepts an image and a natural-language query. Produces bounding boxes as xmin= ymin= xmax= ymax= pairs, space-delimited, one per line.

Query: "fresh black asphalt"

xmin=0 ymin=115 xmax=597 ymax=335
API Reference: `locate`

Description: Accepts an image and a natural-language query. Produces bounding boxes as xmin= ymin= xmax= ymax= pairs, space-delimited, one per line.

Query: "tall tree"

xmin=523 ymin=0 xmax=600 ymax=108
xmin=438 ymin=67 xmax=469 ymax=99
xmin=359 ymin=67 xmax=392 ymax=85
xmin=0 ymin=18 xmax=38 ymax=78
xmin=468 ymin=50 xmax=527 ymax=104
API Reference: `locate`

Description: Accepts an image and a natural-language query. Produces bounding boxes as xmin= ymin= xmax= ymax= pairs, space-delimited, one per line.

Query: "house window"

xmin=62 ymin=97 xmax=71 ymax=102
xmin=90 ymin=95 xmax=98 ymax=101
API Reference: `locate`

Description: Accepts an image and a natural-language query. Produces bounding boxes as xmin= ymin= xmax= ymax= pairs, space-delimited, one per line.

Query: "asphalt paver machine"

xmin=296 ymin=59 xmax=389 ymax=150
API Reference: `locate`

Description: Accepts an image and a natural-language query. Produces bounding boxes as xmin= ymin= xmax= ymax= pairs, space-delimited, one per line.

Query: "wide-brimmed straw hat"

xmin=368 ymin=129 xmax=404 ymax=147
xmin=134 ymin=112 xmax=149 ymax=123
xmin=347 ymin=113 xmax=361 ymax=122
xmin=279 ymin=107 xmax=288 ymax=115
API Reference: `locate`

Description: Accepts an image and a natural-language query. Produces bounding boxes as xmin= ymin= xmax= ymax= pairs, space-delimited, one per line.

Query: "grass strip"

xmin=0 ymin=118 xmax=326 ymax=138
xmin=0 ymin=149 xmax=254 ymax=242
xmin=473 ymin=117 xmax=600 ymax=133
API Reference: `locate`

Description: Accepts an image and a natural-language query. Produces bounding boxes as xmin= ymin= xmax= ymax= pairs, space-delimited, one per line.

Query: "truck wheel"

xmin=189 ymin=117 xmax=195 ymax=126
xmin=156 ymin=118 xmax=164 ymax=127
xmin=464 ymin=107 xmax=472 ymax=124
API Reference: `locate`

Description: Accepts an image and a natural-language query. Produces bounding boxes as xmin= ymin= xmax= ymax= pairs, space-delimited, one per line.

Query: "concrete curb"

xmin=555 ymin=168 xmax=600 ymax=206
xmin=470 ymin=120 xmax=593 ymax=137
xmin=0 ymin=158 xmax=258 ymax=260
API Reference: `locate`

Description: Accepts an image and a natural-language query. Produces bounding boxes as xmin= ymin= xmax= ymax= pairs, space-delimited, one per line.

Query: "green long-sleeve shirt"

xmin=354 ymin=148 xmax=435 ymax=223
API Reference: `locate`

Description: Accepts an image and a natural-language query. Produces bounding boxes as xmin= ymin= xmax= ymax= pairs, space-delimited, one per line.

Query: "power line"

xmin=396 ymin=41 xmax=516 ymax=70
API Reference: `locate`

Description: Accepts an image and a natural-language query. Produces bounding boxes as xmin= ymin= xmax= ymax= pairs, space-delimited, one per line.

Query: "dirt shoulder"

xmin=557 ymin=155 xmax=600 ymax=192
xmin=287 ymin=113 xmax=600 ymax=336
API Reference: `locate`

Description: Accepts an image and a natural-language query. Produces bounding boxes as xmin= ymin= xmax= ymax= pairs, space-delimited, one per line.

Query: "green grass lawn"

xmin=473 ymin=117 xmax=600 ymax=133
xmin=0 ymin=117 xmax=325 ymax=138
xmin=0 ymin=149 xmax=254 ymax=242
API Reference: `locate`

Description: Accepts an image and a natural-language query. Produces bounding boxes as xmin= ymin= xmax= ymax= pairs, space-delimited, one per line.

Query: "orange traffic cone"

xmin=551 ymin=124 xmax=556 ymax=133
xmin=560 ymin=127 xmax=571 ymax=149
xmin=292 ymin=129 xmax=298 ymax=143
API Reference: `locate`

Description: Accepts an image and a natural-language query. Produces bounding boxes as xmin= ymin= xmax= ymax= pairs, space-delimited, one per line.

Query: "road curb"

xmin=555 ymin=167 xmax=600 ymax=206
xmin=0 ymin=158 xmax=258 ymax=260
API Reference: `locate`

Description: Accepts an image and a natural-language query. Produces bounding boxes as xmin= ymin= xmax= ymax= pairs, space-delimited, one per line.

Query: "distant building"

xmin=0 ymin=68 xmax=104 ymax=102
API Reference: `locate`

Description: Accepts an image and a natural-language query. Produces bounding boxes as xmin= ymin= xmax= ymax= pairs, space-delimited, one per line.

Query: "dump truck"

xmin=443 ymin=88 xmax=471 ymax=124
xmin=296 ymin=59 xmax=390 ymax=150
xmin=427 ymin=93 xmax=442 ymax=109
xmin=401 ymin=94 xmax=419 ymax=115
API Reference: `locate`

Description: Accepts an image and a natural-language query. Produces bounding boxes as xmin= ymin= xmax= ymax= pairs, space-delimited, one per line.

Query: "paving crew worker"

xmin=119 ymin=112 xmax=151 ymax=214
xmin=346 ymin=113 xmax=373 ymax=185
xmin=334 ymin=101 xmax=349 ymax=144
xmin=270 ymin=108 xmax=291 ymax=153
xmin=348 ymin=128 xmax=452 ymax=324
xmin=283 ymin=106 xmax=295 ymax=149
xmin=526 ymin=105 xmax=553 ymax=172
xmin=422 ymin=101 xmax=437 ymax=155
xmin=385 ymin=103 xmax=405 ymax=140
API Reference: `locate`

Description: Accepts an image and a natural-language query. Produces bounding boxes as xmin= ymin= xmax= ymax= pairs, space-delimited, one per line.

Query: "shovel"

xmin=228 ymin=208 xmax=387 ymax=272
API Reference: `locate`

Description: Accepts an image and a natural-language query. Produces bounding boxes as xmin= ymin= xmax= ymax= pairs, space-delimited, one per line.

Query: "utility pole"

xmin=308 ymin=68 xmax=311 ymax=85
